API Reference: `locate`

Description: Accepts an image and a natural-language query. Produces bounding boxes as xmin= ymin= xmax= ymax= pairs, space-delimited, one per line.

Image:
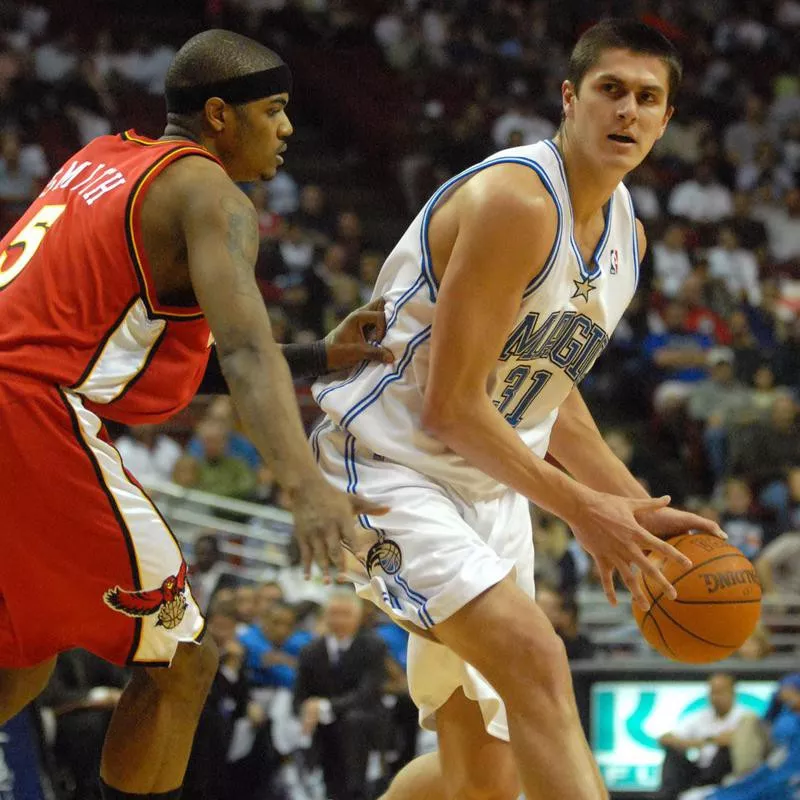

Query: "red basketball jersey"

xmin=0 ymin=130 xmax=221 ymax=424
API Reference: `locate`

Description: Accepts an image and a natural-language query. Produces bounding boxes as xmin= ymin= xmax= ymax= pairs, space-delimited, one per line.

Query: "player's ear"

xmin=561 ymin=80 xmax=577 ymax=120
xmin=657 ymin=104 xmax=674 ymax=140
xmin=204 ymin=97 xmax=227 ymax=133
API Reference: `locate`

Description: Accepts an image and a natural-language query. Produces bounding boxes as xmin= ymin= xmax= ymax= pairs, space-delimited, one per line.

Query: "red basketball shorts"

xmin=0 ymin=372 xmax=204 ymax=668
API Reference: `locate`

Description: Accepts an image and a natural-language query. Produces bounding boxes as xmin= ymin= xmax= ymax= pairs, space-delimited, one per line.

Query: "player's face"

xmin=226 ymin=93 xmax=293 ymax=181
xmin=562 ymin=48 xmax=673 ymax=174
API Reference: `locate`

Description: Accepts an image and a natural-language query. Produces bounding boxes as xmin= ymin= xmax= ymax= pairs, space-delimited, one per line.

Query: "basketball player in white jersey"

xmin=313 ymin=19 xmax=727 ymax=800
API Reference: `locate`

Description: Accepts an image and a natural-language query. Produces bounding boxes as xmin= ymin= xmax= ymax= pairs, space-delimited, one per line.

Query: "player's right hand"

xmin=566 ymin=492 xmax=693 ymax=611
xmin=291 ymin=480 xmax=388 ymax=582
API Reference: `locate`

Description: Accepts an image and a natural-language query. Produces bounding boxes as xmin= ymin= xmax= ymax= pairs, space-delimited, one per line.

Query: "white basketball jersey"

xmin=313 ymin=140 xmax=640 ymax=501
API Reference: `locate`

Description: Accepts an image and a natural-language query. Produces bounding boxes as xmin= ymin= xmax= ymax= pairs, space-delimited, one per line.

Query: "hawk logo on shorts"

xmin=366 ymin=540 xmax=402 ymax=576
xmin=103 ymin=561 xmax=189 ymax=630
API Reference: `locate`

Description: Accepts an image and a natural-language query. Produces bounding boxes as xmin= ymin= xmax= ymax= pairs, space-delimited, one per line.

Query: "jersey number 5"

xmin=495 ymin=366 xmax=553 ymax=427
xmin=0 ymin=204 xmax=67 ymax=289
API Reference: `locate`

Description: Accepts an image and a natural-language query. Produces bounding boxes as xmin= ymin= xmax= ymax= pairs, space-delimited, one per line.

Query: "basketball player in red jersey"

xmin=0 ymin=29 xmax=388 ymax=800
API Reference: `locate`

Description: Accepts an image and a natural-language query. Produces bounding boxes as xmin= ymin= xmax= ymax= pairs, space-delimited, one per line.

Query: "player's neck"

xmin=552 ymin=132 xmax=625 ymax=226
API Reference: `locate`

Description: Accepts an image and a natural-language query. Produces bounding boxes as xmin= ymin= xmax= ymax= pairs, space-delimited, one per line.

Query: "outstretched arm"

xmin=179 ymin=160 xmax=384 ymax=577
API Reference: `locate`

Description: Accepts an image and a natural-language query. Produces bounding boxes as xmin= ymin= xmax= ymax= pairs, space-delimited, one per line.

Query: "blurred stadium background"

xmin=1 ymin=1 xmax=799 ymax=798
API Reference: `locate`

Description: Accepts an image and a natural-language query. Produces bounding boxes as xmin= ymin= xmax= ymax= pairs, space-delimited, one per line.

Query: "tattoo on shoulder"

xmin=220 ymin=195 xmax=259 ymax=268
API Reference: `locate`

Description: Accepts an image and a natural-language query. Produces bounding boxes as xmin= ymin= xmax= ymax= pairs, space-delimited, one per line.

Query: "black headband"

xmin=165 ymin=64 xmax=292 ymax=114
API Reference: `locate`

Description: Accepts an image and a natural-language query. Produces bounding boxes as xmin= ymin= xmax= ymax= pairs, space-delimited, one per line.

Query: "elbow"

xmin=421 ymin=394 xmax=475 ymax=445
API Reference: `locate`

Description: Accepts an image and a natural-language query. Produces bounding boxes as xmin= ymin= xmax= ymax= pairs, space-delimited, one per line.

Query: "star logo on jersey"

xmin=572 ymin=275 xmax=597 ymax=302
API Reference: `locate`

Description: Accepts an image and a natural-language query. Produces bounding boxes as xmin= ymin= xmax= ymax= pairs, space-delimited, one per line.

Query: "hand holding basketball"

xmin=568 ymin=492 xmax=693 ymax=610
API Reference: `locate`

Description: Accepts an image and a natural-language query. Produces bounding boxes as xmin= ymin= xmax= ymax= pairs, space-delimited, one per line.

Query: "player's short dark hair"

xmin=165 ymin=29 xmax=285 ymax=122
xmin=567 ymin=18 xmax=682 ymax=106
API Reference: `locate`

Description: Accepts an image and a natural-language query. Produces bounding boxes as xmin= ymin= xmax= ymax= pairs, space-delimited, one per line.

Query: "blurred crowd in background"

xmin=2 ymin=0 xmax=800 ymax=797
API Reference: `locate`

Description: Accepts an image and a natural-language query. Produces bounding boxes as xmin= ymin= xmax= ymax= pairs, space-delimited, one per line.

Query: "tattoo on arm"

xmin=221 ymin=195 xmax=259 ymax=270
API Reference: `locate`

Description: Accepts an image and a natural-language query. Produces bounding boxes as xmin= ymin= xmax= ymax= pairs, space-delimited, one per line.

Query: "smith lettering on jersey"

xmin=0 ymin=131 xmax=221 ymax=426
xmin=314 ymin=139 xmax=640 ymax=502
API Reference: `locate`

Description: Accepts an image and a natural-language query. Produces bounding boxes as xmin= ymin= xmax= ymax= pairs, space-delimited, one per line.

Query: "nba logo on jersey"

xmin=610 ymin=249 xmax=619 ymax=274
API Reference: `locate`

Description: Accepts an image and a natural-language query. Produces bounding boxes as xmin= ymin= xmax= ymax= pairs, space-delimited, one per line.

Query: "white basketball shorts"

xmin=313 ymin=420 xmax=535 ymax=741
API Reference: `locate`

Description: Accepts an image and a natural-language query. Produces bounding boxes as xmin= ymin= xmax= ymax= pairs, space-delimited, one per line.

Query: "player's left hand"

xmin=637 ymin=505 xmax=728 ymax=542
xmin=324 ymin=298 xmax=394 ymax=372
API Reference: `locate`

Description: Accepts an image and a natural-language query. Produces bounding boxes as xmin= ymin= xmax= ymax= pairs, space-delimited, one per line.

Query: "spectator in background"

xmin=255 ymin=580 xmax=285 ymax=618
xmin=688 ymin=348 xmax=751 ymax=481
xmin=532 ymin=511 xmax=582 ymax=596
xmin=643 ymin=300 xmax=714 ymax=415
xmin=358 ymin=251 xmax=383 ymax=303
xmin=718 ymin=478 xmax=770 ymax=560
xmin=189 ymin=533 xmax=237 ymax=612
xmin=188 ymin=396 xmax=260 ymax=470
xmin=294 ymin=591 xmax=387 ymax=800
xmin=239 ymin=600 xmax=311 ymax=689
xmin=41 ymin=651 xmax=128 ymax=800
xmin=652 ymin=221 xmax=693 ymax=298
xmin=61 ymin=55 xmax=116 ymax=145
xmin=490 ymin=92 xmax=555 ymax=149
xmin=0 ymin=127 xmax=40 ymax=217
xmin=295 ymin=183 xmax=335 ymax=243
xmin=535 ymin=585 xmax=595 ymax=660
xmin=706 ymin=673 xmax=800 ymax=800
xmin=234 ymin=584 xmax=257 ymax=635
xmin=334 ymin=209 xmax=365 ymax=269
xmin=773 ymin=315 xmax=800 ymax=390
xmin=275 ymin=215 xmax=316 ymax=277
xmin=171 ymin=453 xmax=201 ymax=489
xmin=736 ymin=142 xmax=795 ymax=200
xmin=33 ymin=29 xmax=78 ymax=83
xmin=264 ymin=166 xmax=299 ymax=216
xmin=745 ymin=362 xmax=784 ymax=420
xmin=678 ymin=272 xmax=732 ymax=346
xmin=185 ymin=600 xmax=270 ymax=800
xmin=114 ymin=33 xmax=175 ymax=95
xmin=114 ymin=424 xmax=183 ymax=486
xmin=753 ymin=186 xmax=800 ymax=263
xmin=727 ymin=310 xmax=763 ymax=385
xmin=316 ymin=241 xmax=361 ymax=328
xmin=726 ymin=191 xmax=768 ymax=252
xmin=728 ymin=392 xmax=800 ymax=527
xmin=735 ymin=624 xmax=773 ymax=661
xmin=724 ymin=94 xmax=775 ymax=167
xmin=707 ymin=227 xmax=761 ymax=307
xmin=627 ymin=162 xmax=662 ymax=221
xmin=668 ymin=160 xmax=733 ymax=223
xmin=247 ymin=181 xmax=283 ymax=243
xmin=657 ymin=674 xmax=749 ymax=800
xmin=192 ymin=419 xmax=257 ymax=499
xmin=756 ymin=529 xmax=800 ymax=598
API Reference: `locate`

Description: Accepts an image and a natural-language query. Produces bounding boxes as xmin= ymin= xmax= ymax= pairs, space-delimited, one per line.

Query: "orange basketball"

xmin=632 ymin=533 xmax=762 ymax=664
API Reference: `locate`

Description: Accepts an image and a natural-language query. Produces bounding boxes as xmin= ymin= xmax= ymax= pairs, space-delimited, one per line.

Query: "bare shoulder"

xmin=635 ymin=218 xmax=647 ymax=262
xmin=459 ymin=162 xmax=558 ymax=228
xmin=158 ymin=155 xmax=250 ymax=220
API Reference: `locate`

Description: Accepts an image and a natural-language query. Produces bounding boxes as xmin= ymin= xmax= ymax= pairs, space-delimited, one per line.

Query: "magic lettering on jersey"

xmin=499 ymin=310 xmax=609 ymax=384
xmin=40 ymin=159 xmax=127 ymax=206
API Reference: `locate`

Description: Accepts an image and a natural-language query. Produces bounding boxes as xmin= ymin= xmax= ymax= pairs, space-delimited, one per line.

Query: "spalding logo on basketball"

xmin=366 ymin=539 xmax=402 ymax=576
xmin=633 ymin=533 xmax=762 ymax=664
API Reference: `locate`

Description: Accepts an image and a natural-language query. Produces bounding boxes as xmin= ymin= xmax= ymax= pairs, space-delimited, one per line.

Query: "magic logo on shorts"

xmin=103 ymin=561 xmax=189 ymax=630
xmin=366 ymin=539 xmax=402 ymax=576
